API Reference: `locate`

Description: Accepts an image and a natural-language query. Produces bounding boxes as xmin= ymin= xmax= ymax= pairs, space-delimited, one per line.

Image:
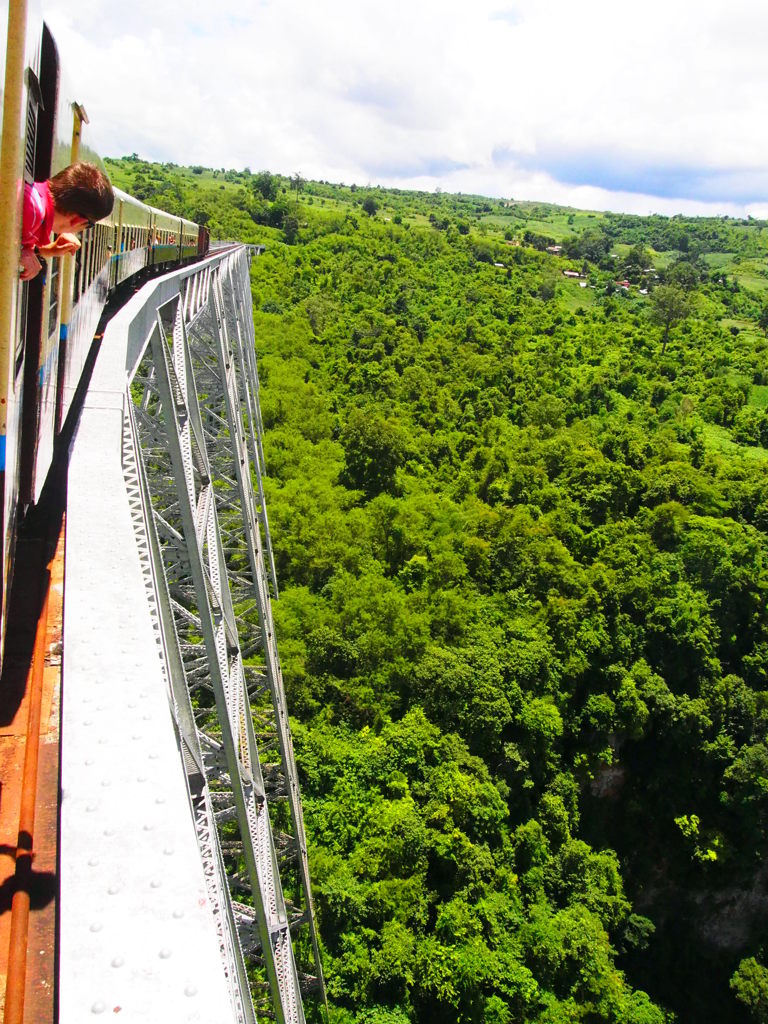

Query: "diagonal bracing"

xmin=123 ymin=247 xmax=324 ymax=1023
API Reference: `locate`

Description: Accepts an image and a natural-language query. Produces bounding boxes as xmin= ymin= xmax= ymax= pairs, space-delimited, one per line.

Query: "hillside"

xmin=107 ymin=156 xmax=768 ymax=1024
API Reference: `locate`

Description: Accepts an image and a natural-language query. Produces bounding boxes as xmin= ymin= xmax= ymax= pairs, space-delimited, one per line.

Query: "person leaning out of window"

xmin=19 ymin=161 xmax=114 ymax=282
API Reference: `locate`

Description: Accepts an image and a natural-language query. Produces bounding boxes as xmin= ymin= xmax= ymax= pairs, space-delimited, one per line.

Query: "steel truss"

xmin=121 ymin=247 xmax=324 ymax=1024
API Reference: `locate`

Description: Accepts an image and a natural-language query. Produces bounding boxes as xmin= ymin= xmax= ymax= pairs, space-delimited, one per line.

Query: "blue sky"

xmin=43 ymin=0 xmax=768 ymax=217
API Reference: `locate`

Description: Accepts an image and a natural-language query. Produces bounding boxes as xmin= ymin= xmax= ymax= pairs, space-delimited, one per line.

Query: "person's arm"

xmin=37 ymin=232 xmax=81 ymax=258
xmin=19 ymin=248 xmax=42 ymax=281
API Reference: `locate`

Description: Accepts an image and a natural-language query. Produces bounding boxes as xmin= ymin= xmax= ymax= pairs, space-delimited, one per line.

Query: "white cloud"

xmin=42 ymin=0 xmax=768 ymax=215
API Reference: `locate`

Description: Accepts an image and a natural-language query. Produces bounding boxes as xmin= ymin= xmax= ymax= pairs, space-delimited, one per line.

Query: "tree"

xmin=252 ymin=170 xmax=278 ymax=201
xmin=667 ymin=259 xmax=700 ymax=292
xmin=625 ymin=243 xmax=649 ymax=278
xmin=575 ymin=227 xmax=610 ymax=262
xmin=283 ymin=214 xmax=299 ymax=244
xmin=731 ymin=958 xmax=768 ymax=1022
xmin=291 ymin=172 xmax=305 ymax=200
xmin=649 ymin=284 xmax=690 ymax=354
xmin=362 ymin=196 xmax=379 ymax=217
xmin=340 ymin=408 xmax=408 ymax=496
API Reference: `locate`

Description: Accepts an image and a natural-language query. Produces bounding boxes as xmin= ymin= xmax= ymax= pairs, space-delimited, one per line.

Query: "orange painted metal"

xmin=3 ymin=563 xmax=51 ymax=1024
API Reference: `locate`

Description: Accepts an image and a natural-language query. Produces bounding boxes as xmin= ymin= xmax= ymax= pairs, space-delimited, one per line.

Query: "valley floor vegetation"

xmin=107 ymin=156 xmax=768 ymax=1024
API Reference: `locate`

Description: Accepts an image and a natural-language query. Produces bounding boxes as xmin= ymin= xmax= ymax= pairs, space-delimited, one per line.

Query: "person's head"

xmin=49 ymin=162 xmax=114 ymax=233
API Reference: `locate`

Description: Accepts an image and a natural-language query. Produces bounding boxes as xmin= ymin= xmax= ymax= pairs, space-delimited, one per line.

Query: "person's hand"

xmin=19 ymin=248 xmax=42 ymax=281
xmin=38 ymin=233 xmax=81 ymax=258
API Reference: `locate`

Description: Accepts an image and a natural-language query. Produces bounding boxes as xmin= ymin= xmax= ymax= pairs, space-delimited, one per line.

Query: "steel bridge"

xmin=0 ymin=244 xmax=324 ymax=1022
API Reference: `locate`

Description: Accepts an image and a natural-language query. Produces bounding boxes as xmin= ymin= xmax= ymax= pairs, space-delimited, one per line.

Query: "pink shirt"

xmin=21 ymin=180 xmax=55 ymax=252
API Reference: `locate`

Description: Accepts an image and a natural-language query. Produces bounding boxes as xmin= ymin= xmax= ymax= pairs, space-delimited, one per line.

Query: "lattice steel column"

xmin=125 ymin=248 xmax=324 ymax=1024
xmin=205 ymin=257 xmax=324 ymax=989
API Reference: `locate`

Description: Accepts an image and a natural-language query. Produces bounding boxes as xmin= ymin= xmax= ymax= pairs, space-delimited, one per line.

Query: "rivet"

xmin=111 ymin=956 xmax=125 ymax=968
xmin=103 ymin=828 xmax=115 ymax=837
xmin=88 ymin=857 xmax=99 ymax=867
xmin=89 ymin=922 xmax=103 ymax=933
xmin=143 ymin=823 xmax=153 ymax=831
xmin=108 ymin=884 xmax=121 ymax=895
xmin=163 ymin=846 xmax=174 ymax=856
xmin=91 ymin=1001 xmax=106 ymax=1014
xmin=172 ymin=909 xmax=184 ymax=919
xmin=150 ymin=879 xmax=162 ymax=889
xmin=101 ymin=779 xmax=111 ymax=788
xmin=83 ymin=719 xmax=93 ymax=726
xmin=184 ymin=985 xmax=198 ymax=997
xmin=84 ymin=758 xmax=94 ymax=766
xmin=137 ymin=775 xmax=147 ymax=783
xmin=86 ymin=803 xmax=98 ymax=813
xmin=155 ymin=797 xmax=166 ymax=805
xmin=142 ymin=714 xmax=152 ymax=721
xmin=159 ymin=948 xmax=171 ymax=959
xmin=149 ymin=753 xmax=159 ymax=760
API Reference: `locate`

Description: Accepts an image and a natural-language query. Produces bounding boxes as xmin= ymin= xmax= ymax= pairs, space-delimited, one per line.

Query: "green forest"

xmin=108 ymin=156 xmax=768 ymax=1024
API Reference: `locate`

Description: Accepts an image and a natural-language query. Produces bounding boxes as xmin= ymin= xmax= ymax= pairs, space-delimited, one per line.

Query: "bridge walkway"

xmin=0 ymin=244 xmax=324 ymax=1023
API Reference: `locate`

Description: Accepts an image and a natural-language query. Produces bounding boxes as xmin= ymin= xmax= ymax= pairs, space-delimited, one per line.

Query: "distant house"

xmin=639 ymin=288 xmax=648 ymax=295
xmin=546 ymin=245 xmax=563 ymax=254
xmin=579 ymin=281 xmax=588 ymax=288
xmin=617 ymin=279 xmax=630 ymax=289
xmin=494 ymin=262 xmax=505 ymax=268
xmin=562 ymin=270 xmax=580 ymax=278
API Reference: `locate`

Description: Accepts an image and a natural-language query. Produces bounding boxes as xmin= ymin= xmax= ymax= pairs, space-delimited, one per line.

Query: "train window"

xmin=47 ymin=257 xmax=60 ymax=338
xmin=74 ymin=242 xmax=83 ymax=300
xmin=83 ymin=232 xmax=91 ymax=293
xmin=86 ymin=228 xmax=95 ymax=288
xmin=16 ymin=287 xmax=28 ymax=377
xmin=81 ymin=232 xmax=90 ymax=292
xmin=82 ymin=233 xmax=90 ymax=295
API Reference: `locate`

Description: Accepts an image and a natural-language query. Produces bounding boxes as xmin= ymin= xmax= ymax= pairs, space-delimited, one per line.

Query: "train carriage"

xmin=110 ymin=186 xmax=152 ymax=287
xmin=0 ymin=0 xmax=209 ymax=664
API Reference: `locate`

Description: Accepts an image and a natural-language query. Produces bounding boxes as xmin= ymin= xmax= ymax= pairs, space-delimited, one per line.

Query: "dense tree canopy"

xmin=107 ymin=156 xmax=768 ymax=1024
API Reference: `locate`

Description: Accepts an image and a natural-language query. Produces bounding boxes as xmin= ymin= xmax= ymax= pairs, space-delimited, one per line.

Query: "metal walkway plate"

xmin=60 ymin=260 xmax=239 ymax=1023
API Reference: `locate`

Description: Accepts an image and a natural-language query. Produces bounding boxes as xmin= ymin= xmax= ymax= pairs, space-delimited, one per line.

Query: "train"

xmin=0 ymin=1 xmax=210 ymax=661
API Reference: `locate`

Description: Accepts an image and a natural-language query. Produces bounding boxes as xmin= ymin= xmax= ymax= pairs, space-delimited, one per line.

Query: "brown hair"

xmin=48 ymin=162 xmax=114 ymax=221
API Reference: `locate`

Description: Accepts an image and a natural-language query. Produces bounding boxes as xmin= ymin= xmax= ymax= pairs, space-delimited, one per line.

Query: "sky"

xmin=42 ymin=0 xmax=768 ymax=218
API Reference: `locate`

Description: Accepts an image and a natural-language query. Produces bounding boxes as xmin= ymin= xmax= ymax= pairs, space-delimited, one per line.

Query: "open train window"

xmin=47 ymin=257 xmax=60 ymax=338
